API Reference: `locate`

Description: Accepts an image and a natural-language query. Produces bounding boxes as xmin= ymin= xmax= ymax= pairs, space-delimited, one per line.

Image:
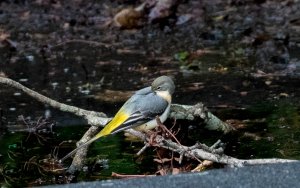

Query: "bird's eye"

xmin=156 ymin=86 xmax=161 ymax=90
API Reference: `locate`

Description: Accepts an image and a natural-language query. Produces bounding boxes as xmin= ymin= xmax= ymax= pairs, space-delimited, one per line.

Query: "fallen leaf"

xmin=156 ymin=168 xmax=167 ymax=176
xmin=172 ymin=168 xmax=180 ymax=175
xmin=0 ymin=32 xmax=10 ymax=42
xmin=265 ymin=80 xmax=272 ymax=85
xmin=279 ymin=93 xmax=289 ymax=97
xmin=0 ymin=71 xmax=7 ymax=77
xmin=191 ymin=160 xmax=213 ymax=172
xmin=113 ymin=3 xmax=146 ymax=29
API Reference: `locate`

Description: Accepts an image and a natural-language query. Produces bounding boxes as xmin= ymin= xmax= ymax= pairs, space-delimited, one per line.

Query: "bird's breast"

xmin=156 ymin=90 xmax=172 ymax=103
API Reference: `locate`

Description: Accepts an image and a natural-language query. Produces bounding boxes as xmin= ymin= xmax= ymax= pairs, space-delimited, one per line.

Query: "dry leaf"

xmin=172 ymin=168 xmax=180 ymax=175
xmin=191 ymin=160 xmax=213 ymax=172
xmin=279 ymin=93 xmax=289 ymax=97
xmin=113 ymin=3 xmax=146 ymax=29
xmin=240 ymin=91 xmax=248 ymax=96
xmin=0 ymin=32 xmax=10 ymax=42
xmin=265 ymin=80 xmax=272 ymax=85
xmin=0 ymin=71 xmax=7 ymax=77
xmin=156 ymin=168 xmax=167 ymax=176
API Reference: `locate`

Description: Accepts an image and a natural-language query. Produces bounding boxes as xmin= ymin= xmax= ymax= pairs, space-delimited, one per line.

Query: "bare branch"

xmin=0 ymin=76 xmax=109 ymax=126
xmin=170 ymin=103 xmax=234 ymax=133
xmin=2 ymin=76 xmax=294 ymax=173
xmin=0 ymin=77 xmax=234 ymax=132
xmin=125 ymin=128 xmax=297 ymax=168
xmin=136 ymin=144 xmax=150 ymax=156
xmin=67 ymin=126 xmax=100 ymax=174
xmin=149 ymin=134 xmax=297 ymax=167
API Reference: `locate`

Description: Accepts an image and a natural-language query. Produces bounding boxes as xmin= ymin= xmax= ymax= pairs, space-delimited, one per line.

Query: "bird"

xmin=59 ymin=75 xmax=175 ymax=162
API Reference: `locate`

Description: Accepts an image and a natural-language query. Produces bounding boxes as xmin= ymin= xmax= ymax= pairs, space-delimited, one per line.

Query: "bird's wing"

xmin=59 ymin=87 xmax=168 ymax=162
xmin=108 ymin=89 xmax=169 ymax=134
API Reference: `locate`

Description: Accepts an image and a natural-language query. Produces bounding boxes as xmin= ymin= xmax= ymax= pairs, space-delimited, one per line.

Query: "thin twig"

xmin=50 ymin=39 xmax=119 ymax=49
xmin=112 ymin=172 xmax=155 ymax=179
xmin=156 ymin=117 xmax=181 ymax=145
xmin=156 ymin=117 xmax=202 ymax=163
xmin=136 ymin=143 xmax=150 ymax=156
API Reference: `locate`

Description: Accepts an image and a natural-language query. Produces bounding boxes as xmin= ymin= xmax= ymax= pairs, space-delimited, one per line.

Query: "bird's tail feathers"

xmin=59 ymin=111 xmax=128 ymax=163
xmin=59 ymin=133 xmax=102 ymax=163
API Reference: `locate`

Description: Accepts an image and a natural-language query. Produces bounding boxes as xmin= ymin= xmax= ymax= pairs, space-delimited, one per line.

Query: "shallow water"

xmin=1 ymin=0 xmax=300 ymax=185
xmin=1 ymin=42 xmax=300 ymax=186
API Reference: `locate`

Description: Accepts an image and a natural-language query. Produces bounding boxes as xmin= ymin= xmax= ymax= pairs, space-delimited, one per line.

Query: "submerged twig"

xmin=112 ymin=172 xmax=155 ymax=179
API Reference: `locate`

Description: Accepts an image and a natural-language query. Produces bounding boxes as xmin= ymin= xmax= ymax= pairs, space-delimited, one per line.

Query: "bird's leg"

xmin=146 ymin=129 xmax=160 ymax=147
xmin=155 ymin=116 xmax=181 ymax=145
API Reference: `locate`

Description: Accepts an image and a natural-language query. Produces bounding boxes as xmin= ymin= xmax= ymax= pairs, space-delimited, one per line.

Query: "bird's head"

xmin=151 ymin=76 xmax=175 ymax=95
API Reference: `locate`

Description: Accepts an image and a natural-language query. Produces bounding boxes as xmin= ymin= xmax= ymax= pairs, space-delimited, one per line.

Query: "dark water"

xmin=224 ymin=101 xmax=300 ymax=160
xmin=0 ymin=42 xmax=300 ymax=187
xmin=1 ymin=0 xmax=300 ymax=186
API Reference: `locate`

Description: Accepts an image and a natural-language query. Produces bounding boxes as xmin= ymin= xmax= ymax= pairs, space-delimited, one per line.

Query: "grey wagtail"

xmin=59 ymin=75 xmax=175 ymax=162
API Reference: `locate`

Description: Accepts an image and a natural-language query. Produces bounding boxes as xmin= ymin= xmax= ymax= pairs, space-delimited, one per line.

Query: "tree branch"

xmin=170 ymin=103 xmax=234 ymax=133
xmin=67 ymin=126 xmax=100 ymax=174
xmin=134 ymin=130 xmax=298 ymax=167
xmin=0 ymin=77 xmax=233 ymax=132
xmin=2 ymin=76 xmax=294 ymax=174
xmin=0 ymin=77 xmax=109 ymax=126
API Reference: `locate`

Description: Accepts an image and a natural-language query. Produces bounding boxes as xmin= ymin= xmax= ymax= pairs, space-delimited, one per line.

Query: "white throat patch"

xmin=156 ymin=90 xmax=171 ymax=103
